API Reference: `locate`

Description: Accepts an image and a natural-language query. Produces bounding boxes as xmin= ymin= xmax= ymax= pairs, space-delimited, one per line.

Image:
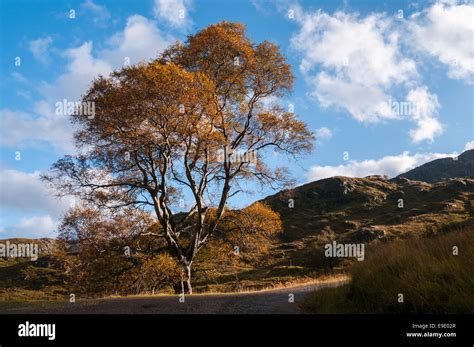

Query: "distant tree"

xmin=44 ymin=21 xmax=314 ymax=294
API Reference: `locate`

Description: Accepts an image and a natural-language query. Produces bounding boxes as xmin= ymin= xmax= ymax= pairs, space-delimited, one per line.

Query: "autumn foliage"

xmin=44 ymin=21 xmax=314 ymax=294
xmin=57 ymin=202 xmax=281 ymax=295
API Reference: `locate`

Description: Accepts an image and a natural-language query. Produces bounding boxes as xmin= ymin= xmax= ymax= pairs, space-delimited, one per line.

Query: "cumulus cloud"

xmin=101 ymin=15 xmax=171 ymax=67
xmin=290 ymin=7 xmax=443 ymax=143
xmin=0 ymin=169 xmax=75 ymax=238
xmin=0 ymin=168 xmax=129 ymax=238
xmin=406 ymin=86 xmax=444 ymax=143
xmin=7 ymin=15 xmax=171 ymax=154
xmin=307 ymin=151 xmax=456 ymax=181
xmin=28 ymin=36 xmax=53 ymax=64
xmin=41 ymin=41 xmax=112 ymax=102
xmin=17 ymin=216 xmax=56 ymax=237
xmin=153 ymin=0 xmax=192 ymax=29
xmin=291 ymin=10 xmax=417 ymax=120
xmin=409 ymin=1 xmax=474 ymax=82
xmin=0 ymin=215 xmax=56 ymax=239
xmin=42 ymin=15 xmax=169 ymax=102
xmin=0 ymin=170 xmax=73 ymax=217
xmin=0 ymin=108 xmax=75 ymax=152
xmin=315 ymin=127 xmax=333 ymax=140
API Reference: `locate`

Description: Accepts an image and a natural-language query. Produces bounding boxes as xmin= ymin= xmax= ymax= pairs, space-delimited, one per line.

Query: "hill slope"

xmin=397 ymin=149 xmax=474 ymax=183
xmin=261 ymin=175 xmax=474 ymax=268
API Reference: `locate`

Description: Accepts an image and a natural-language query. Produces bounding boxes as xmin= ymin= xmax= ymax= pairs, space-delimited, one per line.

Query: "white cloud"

xmin=311 ymin=71 xmax=397 ymax=123
xmin=18 ymin=216 xmax=56 ymax=237
xmin=41 ymin=41 xmax=112 ymax=102
xmin=0 ymin=170 xmax=73 ymax=218
xmin=464 ymin=141 xmax=474 ymax=151
xmin=19 ymin=215 xmax=55 ymax=230
xmin=409 ymin=1 xmax=474 ymax=82
xmin=81 ymin=0 xmax=111 ymax=26
xmin=0 ymin=169 xmax=75 ymax=238
xmin=101 ymin=15 xmax=171 ymax=66
xmin=307 ymin=151 xmax=455 ymax=181
xmin=315 ymin=127 xmax=333 ymax=140
xmin=0 ymin=170 xmax=74 ymax=237
xmin=153 ymin=0 xmax=192 ymax=29
xmin=8 ymin=15 xmax=171 ymax=153
xmin=290 ymin=7 xmax=443 ymax=143
xmin=291 ymin=10 xmax=417 ymax=120
xmin=11 ymin=215 xmax=57 ymax=238
xmin=42 ymin=15 xmax=170 ymax=102
xmin=406 ymin=86 xmax=444 ymax=143
xmin=28 ymin=36 xmax=53 ymax=64
xmin=0 ymin=215 xmax=57 ymax=239
xmin=0 ymin=108 xmax=75 ymax=152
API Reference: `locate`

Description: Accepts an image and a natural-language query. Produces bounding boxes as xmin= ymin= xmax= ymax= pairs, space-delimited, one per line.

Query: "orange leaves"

xmin=172 ymin=21 xmax=256 ymax=95
xmin=218 ymin=202 xmax=283 ymax=264
xmin=73 ymin=21 xmax=314 ymax=187
xmin=239 ymin=201 xmax=283 ymax=236
xmin=76 ymin=59 xmax=218 ymax=162
xmin=47 ymin=22 xmax=315 ymax=290
xmin=251 ymin=40 xmax=293 ymax=96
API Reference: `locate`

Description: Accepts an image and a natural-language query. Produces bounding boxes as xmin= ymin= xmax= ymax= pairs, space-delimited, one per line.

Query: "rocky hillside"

xmin=262 ymin=175 xmax=474 ymax=268
xmin=397 ymin=149 xmax=473 ymax=183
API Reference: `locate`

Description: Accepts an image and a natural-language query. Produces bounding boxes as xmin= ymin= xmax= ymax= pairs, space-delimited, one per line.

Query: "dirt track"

xmin=0 ymin=279 xmax=347 ymax=314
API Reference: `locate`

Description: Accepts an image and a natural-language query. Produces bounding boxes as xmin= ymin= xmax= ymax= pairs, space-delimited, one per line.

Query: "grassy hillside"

xmin=300 ymin=226 xmax=474 ymax=314
xmin=0 ymin=257 xmax=67 ymax=301
xmin=262 ymin=176 xmax=474 ymax=270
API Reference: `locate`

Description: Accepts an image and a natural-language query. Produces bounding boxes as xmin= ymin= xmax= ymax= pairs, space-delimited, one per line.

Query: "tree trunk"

xmin=175 ymin=263 xmax=192 ymax=295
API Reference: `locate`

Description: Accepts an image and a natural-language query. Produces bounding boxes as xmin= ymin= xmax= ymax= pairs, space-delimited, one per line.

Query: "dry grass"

xmin=301 ymin=227 xmax=474 ymax=314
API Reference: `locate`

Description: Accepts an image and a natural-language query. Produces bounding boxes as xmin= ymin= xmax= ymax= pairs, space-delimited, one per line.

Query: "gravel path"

xmin=0 ymin=280 xmax=347 ymax=314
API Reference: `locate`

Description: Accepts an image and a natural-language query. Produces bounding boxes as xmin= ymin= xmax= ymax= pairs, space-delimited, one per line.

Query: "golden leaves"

xmin=47 ymin=22 xmax=316 ymax=292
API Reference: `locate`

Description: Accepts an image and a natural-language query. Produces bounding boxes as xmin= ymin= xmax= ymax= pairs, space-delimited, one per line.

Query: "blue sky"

xmin=0 ymin=0 xmax=473 ymax=238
